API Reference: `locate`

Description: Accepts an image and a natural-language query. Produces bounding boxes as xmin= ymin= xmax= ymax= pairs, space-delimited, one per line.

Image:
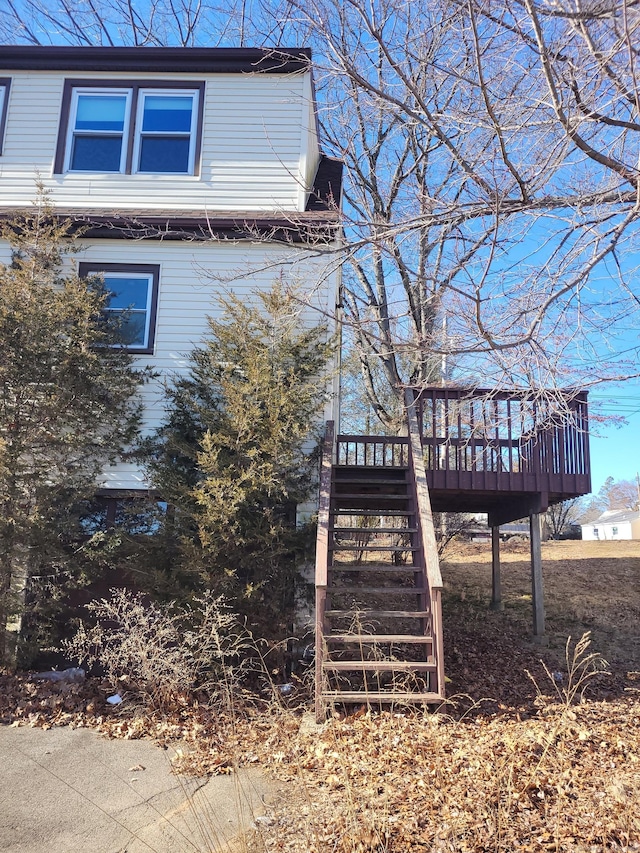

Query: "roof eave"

xmin=0 ymin=46 xmax=312 ymax=74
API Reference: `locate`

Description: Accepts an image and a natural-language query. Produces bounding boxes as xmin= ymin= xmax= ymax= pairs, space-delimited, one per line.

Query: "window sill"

xmin=55 ymin=171 xmax=202 ymax=180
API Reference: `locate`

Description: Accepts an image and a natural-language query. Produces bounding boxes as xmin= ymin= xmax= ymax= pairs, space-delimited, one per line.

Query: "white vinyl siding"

xmin=0 ymin=70 xmax=316 ymax=212
xmin=70 ymin=238 xmax=339 ymax=489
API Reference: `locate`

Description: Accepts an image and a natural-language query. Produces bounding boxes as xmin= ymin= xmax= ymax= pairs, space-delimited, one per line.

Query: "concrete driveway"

xmin=0 ymin=724 xmax=276 ymax=853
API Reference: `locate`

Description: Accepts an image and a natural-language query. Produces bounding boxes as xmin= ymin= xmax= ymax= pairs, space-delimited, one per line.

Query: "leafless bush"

xmin=63 ymin=589 xmax=249 ymax=711
xmin=527 ymin=632 xmax=609 ymax=708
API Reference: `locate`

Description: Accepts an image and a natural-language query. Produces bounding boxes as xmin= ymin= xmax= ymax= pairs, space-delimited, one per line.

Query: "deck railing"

xmin=333 ymin=388 xmax=590 ymax=496
xmin=412 ymin=387 xmax=590 ymax=495
xmin=336 ymin=434 xmax=409 ymax=468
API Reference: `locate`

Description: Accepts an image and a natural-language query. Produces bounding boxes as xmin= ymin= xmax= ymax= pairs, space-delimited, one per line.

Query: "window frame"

xmin=133 ymin=88 xmax=200 ymax=175
xmin=55 ymin=78 xmax=205 ymax=176
xmin=79 ymin=262 xmax=160 ymax=355
xmin=65 ymin=87 xmax=133 ymax=173
xmin=0 ymin=78 xmax=11 ymax=156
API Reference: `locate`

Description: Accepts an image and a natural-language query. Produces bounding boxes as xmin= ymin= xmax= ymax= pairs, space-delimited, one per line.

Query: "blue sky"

xmin=588 ymin=385 xmax=640 ymax=494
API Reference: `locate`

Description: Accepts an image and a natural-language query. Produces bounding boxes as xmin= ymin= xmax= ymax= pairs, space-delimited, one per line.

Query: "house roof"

xmin=0 ymin=46 xmax=311 ymax=75
xmin=583 ymin=509 xmax=640 ymax=526
xmin=0 ymin=207 xmax=340 ymax=243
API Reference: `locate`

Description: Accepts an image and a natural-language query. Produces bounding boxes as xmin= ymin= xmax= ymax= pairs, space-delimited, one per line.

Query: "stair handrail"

xmin=405 ymin=389 xmax=446 ymax=697
xmin=404 ymin=390 xmax=443 ymax=591
xmin=315 ymin=420 xmax=334 ymax=590
xmin=315 ymin=420 xmax=334 ymax=720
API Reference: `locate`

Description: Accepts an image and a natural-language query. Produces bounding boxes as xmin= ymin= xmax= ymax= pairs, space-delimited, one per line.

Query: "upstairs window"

xmin=68 ymin=90 xmax=131 ymax=172
xmin=56 ymin=80 xmax=204 ymax=175
xmin=135 ymin=91 xmax=197 ymax=173
xmin=79 ymin=262 xmax=160 ymax=354
xmin=0 ymin=78 xmax=10 ymax=155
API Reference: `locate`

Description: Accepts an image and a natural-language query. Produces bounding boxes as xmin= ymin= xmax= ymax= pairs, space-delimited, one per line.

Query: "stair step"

xmin=333 ymin=475 xmax=406 ymax=486
xmin=330 ymin=565 xmax=419 ymax=573
xmin=325 ymin=610 xmax=431 ymax=619
xmin=334 ymin=464 xmax=408 ymax=472
xmin=322 ymin=660 xmax=436 ymax=672
xmin=325 ymin=634 xmax=433 ymax=644
xmin=330 ymin=527 xmax=417 ymax=534
xmin=331 ymin=492 xmax=409 ymax=500
xmin=329 ymin=586 xmax=426 ymax=595
xmin=329 ymin=544 xmax=418 ymax=552
xmin=320 ymin=691 xmax=442 ymax=703
xmin=333 ymin=462 xmax=409 ymax=471
xmin=332 ymin=509 xmax=412 ymax=515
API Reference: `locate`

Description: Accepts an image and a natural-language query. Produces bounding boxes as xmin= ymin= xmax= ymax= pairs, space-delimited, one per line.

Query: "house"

xmin=0 ymin=46 xmax=342 ymax=512
xmin=581 ymin=509 xmax=640 ymax=541
xmin=0 ymin=46 xmax=595 ymax=715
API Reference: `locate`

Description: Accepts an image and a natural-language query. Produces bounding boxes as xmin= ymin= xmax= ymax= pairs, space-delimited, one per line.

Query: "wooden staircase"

xmin=314 ymin=395 xmax=446 ymax=720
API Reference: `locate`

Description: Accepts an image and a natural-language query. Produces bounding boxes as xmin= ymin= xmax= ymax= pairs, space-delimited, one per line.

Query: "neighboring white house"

xmin=581 ymin=509 xmax=640 ymax=541
xmin=0 ymin=46 xmax=342 ymax=509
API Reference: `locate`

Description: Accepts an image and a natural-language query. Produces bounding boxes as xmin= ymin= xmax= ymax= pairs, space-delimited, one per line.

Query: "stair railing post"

xmin=491 ymin=526 xmax=504 ymax=611
xmin=530 ymin=511 xmax=546 ymax=641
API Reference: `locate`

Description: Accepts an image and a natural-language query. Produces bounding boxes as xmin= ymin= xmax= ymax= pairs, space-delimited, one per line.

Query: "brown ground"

xmin=440 ymin=539 xmax=639 ymax=712
xmin=1 ymin=539 xmax=639 ymax=852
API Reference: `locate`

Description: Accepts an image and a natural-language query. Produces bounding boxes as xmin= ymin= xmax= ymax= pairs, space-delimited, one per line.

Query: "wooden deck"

xmin=314 ymin=387 xmax=592 ymax=712
xmin=337 ymin=387 xmax=591 ymax=527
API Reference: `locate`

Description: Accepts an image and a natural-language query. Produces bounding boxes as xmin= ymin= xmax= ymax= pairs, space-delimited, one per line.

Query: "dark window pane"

xmin=71 ymin=135 xmax=122 ymax=171
xmin=142 ymin=96 xmax=193 ymax=132
xmin=75 ymin=94 xmax=126 ymax=131
xmin=111 ymin=311 xmax=147 ymax=347
xmin=138 ymin=136 xmax=190 ymax=173
xmin=79 ymin=499 xmax=110 ymax=534
xmin=104 ymin=276 xmax=150 ymax=310
xmin=115 ymin=499 xmax=167 ymax=534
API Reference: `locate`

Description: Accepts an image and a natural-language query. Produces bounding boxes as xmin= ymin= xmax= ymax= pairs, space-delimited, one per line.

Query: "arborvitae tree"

xmin=148 ymin=284 xmax=334 ymax=635
xmin=0 ymin=192 xmax=145 ymax=665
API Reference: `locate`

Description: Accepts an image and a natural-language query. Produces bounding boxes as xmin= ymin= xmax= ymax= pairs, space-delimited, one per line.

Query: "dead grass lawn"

xmin=442 ymin=539 xmax=640 ymax=687
xmin=1 ymin=539 xmax=639 ymax=852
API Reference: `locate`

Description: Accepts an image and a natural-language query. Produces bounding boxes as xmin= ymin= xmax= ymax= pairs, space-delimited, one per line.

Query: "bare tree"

xmin=0 ymin=0 xmax=289 ymax=46
xmin=291 ymin=0 xmax=640 ymax=418
xmin=545 ymin=497 xmax=587 ymax=538
xmin=598 ymin=476 xmax=639 ymax=510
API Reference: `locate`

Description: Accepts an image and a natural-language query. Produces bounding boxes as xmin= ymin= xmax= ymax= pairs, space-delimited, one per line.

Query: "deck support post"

xmin=490 ymin=526 xmax=503 ymax=611
xmin=529 ymin=512 xmax=546 ymax=640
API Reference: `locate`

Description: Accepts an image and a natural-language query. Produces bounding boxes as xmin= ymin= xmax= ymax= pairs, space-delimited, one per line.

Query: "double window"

xmin=79 ymin=262 xmax=160 ymax=354
xmin=0 ymin=78 xmax=10 ymax=155
xmin=56 ymin=79 xmax=204 ymax=175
